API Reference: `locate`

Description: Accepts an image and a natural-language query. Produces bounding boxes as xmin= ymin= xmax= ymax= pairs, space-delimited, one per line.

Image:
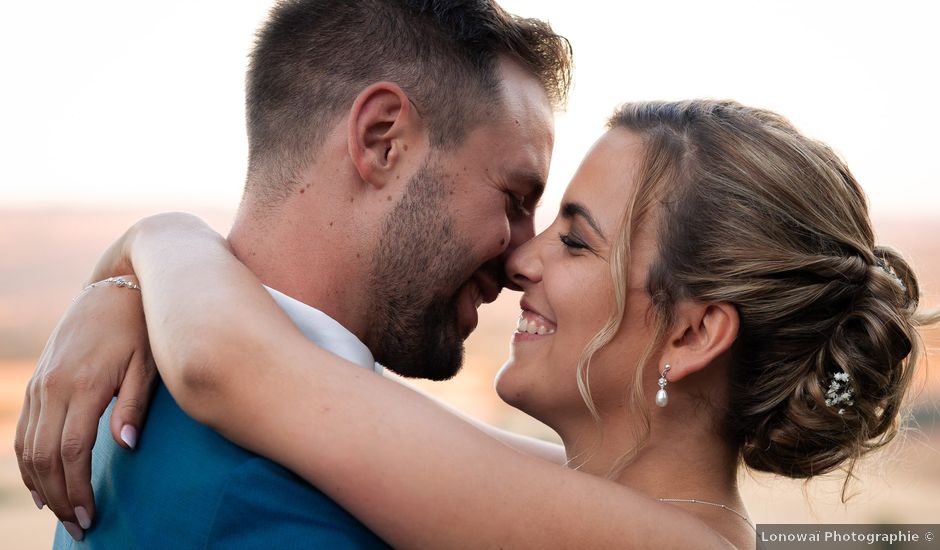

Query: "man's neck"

xmin=227 ymin=202 xmax=372 ymax=342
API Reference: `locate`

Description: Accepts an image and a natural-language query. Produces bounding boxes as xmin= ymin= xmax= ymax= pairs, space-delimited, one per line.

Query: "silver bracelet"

xmin=75 ymin=276 xmax=141 ymax=301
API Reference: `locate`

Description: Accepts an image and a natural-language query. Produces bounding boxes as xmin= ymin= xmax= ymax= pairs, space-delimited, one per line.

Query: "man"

xmin=15 ymin=0 xmax=571 ymax=547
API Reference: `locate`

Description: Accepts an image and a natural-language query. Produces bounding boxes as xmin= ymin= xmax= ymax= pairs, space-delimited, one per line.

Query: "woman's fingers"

xmin=30 ymin=375 xmax=77 ymax=527
xmin=14 ymin=387 xmax=42 ymax=509
xmin=22 ymin=376 xmax=45 ymax=506
xmin=61 ymin=397 xmax=108 ymax=532
xmin=108 ymin=351 xmax=157 ymax=450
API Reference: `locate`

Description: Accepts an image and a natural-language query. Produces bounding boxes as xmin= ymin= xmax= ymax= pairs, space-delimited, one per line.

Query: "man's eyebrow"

xmin=562 ymin=201 xmax=606 ymax=241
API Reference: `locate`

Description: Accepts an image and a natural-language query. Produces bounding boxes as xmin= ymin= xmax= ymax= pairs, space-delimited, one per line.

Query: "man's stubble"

xmin=367 ymin=159 xmax=480 ymax=380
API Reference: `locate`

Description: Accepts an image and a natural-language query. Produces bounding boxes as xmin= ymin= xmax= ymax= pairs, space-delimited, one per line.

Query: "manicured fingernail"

xmin=30 ymin=490 xmax=44 ymax=510
xmin=121 ymin=424 xmax=138 ymax=449
xmin=63 ymin=521 xmax=84 ymax=541
xmin=75 ymin=506 xmax=92 ymax=529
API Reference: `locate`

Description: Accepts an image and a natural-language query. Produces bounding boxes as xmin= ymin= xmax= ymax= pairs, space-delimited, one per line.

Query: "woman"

xmin=20 ymin=100 xmax=935 ymax=548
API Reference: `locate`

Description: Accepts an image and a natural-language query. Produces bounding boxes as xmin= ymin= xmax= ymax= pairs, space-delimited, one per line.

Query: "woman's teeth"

xmin=516 ymin=317 xmax=555 ymax=335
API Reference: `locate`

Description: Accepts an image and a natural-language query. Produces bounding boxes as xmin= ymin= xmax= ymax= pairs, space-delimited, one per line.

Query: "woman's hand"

xmin=14 ymin=277 xmax=157 ymax=537
xmin=14 ymin=212 xmax=225 ymax=539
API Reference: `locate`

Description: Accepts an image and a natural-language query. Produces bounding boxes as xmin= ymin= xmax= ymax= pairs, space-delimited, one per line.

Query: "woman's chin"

xmin=494 ymin=359 xmax=550 ymax=422
xmin=494 ymin=359 xmax=528 ymax=410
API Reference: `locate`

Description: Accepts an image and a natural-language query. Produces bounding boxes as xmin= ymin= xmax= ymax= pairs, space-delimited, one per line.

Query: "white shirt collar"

xmin=264 ymin=286 xmax=382 ymax=373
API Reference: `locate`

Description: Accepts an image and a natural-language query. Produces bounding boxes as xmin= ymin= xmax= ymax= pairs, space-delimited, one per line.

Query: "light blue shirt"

xmin=264 ymin=287 xmax=381 ymax=374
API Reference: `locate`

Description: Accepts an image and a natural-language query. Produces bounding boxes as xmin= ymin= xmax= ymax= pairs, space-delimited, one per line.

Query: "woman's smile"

xmin=513 ymin=303 xmax=557 ymax=341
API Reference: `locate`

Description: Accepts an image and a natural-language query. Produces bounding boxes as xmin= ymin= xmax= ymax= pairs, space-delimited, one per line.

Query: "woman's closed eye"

xmin=558 ymin=232 xmax=590 ymax=254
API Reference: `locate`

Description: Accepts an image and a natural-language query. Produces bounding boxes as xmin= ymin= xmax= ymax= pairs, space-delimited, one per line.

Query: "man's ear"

xmin=660 ymin=301 xmax=739 ymax=382
xmin=347 ymin=82 xmax=425 ymax=189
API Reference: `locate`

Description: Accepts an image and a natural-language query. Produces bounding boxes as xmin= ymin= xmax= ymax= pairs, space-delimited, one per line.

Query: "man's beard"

xmin=366 ymin=160 xmax=479 ymax=380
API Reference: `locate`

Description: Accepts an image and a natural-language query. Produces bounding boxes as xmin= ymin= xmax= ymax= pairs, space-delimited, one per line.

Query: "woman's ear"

xmin=660 ymin=301 xmax=739 ymax=382
xmin=347 ymin=82 xmax=425 ymax=189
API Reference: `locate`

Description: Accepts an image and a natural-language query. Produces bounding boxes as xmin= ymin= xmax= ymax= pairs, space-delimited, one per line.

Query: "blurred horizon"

xmin=3 ymin=206 xmax=939 ymax=361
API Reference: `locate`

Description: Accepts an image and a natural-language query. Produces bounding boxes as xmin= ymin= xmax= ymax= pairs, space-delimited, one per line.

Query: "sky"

xmin=2 ymin=0 xmax=938 ymax=228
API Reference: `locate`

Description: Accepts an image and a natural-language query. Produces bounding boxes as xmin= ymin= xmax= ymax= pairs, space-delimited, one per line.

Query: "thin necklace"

xmin=657 ymin=498 xmax=755 ymax=531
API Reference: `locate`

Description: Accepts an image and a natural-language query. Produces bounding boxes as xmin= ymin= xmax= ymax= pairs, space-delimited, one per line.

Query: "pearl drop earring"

xmin=655 ymin=364 xmax=672 ymax=407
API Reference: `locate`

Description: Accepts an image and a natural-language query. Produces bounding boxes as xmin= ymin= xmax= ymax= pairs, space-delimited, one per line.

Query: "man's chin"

xmin=384 ymin=319 xmax=464 ymax=380
xmin=385 ymin=347 xmax=464 ymax=381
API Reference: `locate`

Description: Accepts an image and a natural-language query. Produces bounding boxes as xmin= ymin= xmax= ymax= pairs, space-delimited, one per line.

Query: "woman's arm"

xmin=15 ymin=208 xmax=561 ymax=531
xmin=381 ymin=373 xmax=566 ymax=465
xmin=88 ymin=212 xmax=566 ymax=463
xmin=120 ymin=213 xmax=730 ymax=549
xmin=15 ymin=278 xmax=155 ymax=533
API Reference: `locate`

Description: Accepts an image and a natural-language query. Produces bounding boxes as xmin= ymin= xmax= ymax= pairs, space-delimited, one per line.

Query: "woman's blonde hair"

xmin=575 ymin=100 xmax=937 ymax=484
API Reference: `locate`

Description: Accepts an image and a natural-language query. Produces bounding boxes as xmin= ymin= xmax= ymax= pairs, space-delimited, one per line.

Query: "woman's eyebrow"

xmin=561 ymin=201 xmax=606 ymax=242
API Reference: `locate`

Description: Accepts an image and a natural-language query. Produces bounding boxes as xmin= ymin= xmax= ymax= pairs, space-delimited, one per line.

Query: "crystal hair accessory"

xmin=875 ymin=257 xmax=906 ymax=292
xmin=824 ymin=369 xmax=854 ymax=415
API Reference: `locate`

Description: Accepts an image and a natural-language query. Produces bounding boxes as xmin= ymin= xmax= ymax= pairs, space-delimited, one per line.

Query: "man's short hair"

xmin=245 ymin=0 xmax=572 ymax=200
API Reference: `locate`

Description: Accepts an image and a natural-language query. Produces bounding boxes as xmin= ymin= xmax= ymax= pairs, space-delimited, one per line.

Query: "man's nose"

xmin=501 ymin=216 xmax=536 ymax=260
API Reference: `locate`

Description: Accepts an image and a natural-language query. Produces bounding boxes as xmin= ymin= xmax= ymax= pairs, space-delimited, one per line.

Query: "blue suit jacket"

xmin=53 ymin=382 xmax=390 ymax=549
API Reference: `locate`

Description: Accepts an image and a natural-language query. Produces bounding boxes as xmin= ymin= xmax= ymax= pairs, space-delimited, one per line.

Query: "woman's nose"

xmin=504 ymin=229 xmax=545 ymax=291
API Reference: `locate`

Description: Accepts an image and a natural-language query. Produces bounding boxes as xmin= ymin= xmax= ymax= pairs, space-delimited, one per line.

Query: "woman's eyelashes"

xmin=558 ymin=232 xmax=590 ymax=254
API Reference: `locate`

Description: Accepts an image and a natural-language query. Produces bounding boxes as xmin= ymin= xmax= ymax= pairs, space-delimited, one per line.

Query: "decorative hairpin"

xmin=825 ymin=370 xmax=854 ymax=415
xmin=875 ymin=258 xmax=906 ymax=292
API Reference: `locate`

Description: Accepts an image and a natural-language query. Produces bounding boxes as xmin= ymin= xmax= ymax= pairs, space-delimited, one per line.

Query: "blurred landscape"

xmin=1 ymin=208 xmax=938 ymax=546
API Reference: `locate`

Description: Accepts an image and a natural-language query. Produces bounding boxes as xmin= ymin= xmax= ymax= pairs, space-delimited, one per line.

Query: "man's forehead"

xmin=488 ymin=100 xmax=554 ymax=183
xmin=506 ymin=114 xmax=554 ymax=185
xmin=495 ymin=56 xmax=554 ymax=127
xmin=475 ymin=121 xmax=552 ymax=192
xmin=441 ymin=59 xmax=554 ymax=187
